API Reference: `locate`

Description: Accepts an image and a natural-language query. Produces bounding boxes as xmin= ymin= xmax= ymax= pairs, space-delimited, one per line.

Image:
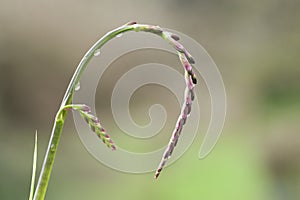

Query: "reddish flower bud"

xmin=126 ymin=21 xmax=137 ymax=25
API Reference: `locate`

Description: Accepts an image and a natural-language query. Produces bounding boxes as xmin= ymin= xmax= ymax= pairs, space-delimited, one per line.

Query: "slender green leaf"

xmin=29 ymin=131 xmax=38 ymax=200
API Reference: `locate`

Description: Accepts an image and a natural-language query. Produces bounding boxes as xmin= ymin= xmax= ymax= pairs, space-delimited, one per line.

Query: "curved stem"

xmin=61 ymin=24 xmax=135 ymax=106
xmin=33 ymin=22 xmax=196 ymax=199
xmin=33 ymin=24 xmax=135 ymax=200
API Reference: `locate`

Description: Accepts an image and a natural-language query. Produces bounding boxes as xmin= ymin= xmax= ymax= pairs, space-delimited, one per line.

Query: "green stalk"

xmin=32 ymin=22 xmax=197 ymax=199
xmin=32 ymin=111 xmax=66 ymax=200
xmin=33 ymin=24 xmax=135 ymax=200
xmin=32 ymin=23 xmax=143 ymax=199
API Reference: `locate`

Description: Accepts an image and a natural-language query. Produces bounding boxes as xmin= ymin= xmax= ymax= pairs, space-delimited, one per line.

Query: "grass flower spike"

xmin=62 ymin=104 xmax=116 ymax=150
xmin=154 ymin=51 xmax=197 ymax=179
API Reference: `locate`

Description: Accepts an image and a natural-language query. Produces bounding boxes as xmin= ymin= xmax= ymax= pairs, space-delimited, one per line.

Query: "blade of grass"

xmin=29 ymin=130 xmax=38 ymax=200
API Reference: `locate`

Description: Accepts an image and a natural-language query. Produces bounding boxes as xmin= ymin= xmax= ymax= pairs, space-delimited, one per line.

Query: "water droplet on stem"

xmin=94 ymin=49 xmax=101 ymax=56
xmin=75 ymin=82 xmax=80 ymax=91
xmin=50 ymin=144 xmax=55 ymax=152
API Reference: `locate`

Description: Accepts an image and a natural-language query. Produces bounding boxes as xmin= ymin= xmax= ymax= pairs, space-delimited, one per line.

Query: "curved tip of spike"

xmin=154 ymin=168 xmax=162 ymax=179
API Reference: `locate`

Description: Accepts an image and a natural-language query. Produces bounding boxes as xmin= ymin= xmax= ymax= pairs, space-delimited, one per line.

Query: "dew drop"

xmin=94 ymin=49 xmax=101 ymax=56
xmin=50 ymin=144 xmax=55 ymax=152
xmin=75 ymin=82 xmax=80 ymax=91
xmin=116 ymin=33 xmax=123 ymax=38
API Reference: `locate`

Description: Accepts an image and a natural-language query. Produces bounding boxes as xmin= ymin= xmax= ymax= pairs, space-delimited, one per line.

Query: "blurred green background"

xmin=1 ymin=0 xmax=300 ymax=199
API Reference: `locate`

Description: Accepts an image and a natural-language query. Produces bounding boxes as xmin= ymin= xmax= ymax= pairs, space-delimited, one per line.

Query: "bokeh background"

xmin=1 ymin=0 xmax=300 ymax=199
